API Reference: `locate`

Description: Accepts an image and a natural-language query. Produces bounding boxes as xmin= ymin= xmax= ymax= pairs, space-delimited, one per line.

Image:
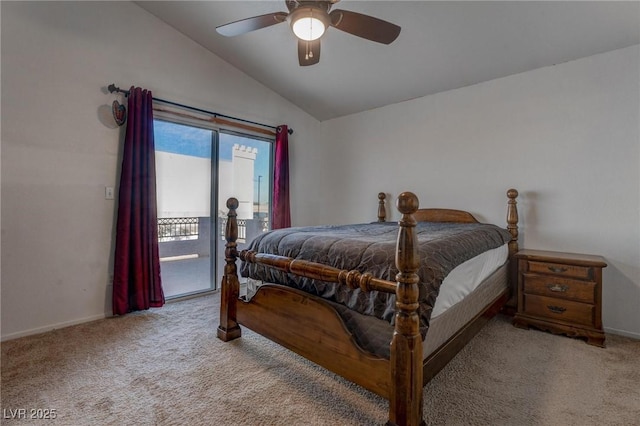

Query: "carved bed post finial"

xmin=217 ymin=197 xmax=242 ymax=341
xmin=389 ymin=192 xmax=423 ymax=426
xmin=378 ymin=192 xmax=387 ymax=222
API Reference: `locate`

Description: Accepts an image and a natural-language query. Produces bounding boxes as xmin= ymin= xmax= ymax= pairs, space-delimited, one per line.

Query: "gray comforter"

xmin=240 ymin=221 xmax=511 ymax=337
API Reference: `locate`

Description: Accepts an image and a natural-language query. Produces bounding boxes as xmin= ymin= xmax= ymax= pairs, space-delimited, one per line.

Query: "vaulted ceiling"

xmin=136 ymin=1 xmax=640 ymax=121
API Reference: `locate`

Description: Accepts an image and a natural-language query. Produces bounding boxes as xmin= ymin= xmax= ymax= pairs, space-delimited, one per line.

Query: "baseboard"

xmin=1 ymin=292 xmax=217 ymax=342
xmin=3 ymin=308 xmax=635 ymax=342
xmin=1 ymin=313 xmax=108 ymax=342
xmin=604 ymin=326 xmax=640 ymax=340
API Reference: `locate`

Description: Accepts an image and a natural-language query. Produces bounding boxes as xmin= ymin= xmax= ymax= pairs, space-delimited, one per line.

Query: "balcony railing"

xmin=158 ymin=216 xmax=269 ymax=259
xmin=158 ymin=217 xmax=199 ymax=242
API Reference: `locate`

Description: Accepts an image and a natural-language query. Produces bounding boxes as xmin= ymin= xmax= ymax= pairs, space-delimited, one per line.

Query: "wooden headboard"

xmin=377 ymin=193 xmax=480 ymax=224
xmin=377 ymin=189 xmax=520 ymax=314
xmin=376 ymin=190 xmax=519 ymax=257
xmin=412 ymin=208 xmax=478 ymax=223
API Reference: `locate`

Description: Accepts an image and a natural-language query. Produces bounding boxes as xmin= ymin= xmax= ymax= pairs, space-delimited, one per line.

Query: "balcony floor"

xmin=160 ymin=256 xmax=216 ymax=298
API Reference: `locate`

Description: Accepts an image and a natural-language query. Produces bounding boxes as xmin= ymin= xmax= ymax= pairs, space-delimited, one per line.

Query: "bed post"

xmin=506 ymin=189 xmax=519 ymax=257
xmin=378 ymin=192 xmax=387 ymax=222
xmin=217 ymin=197 xmax=242 ymax=341
xmin=504 ymin=188 xmax=519 ymax=314
xmin=388 ymin=192 xmax=424 ymax=426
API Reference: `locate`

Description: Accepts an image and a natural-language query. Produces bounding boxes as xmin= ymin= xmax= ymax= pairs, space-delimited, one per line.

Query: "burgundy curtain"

xmin=112 ymin=87 xmax=164 ymax=315
xmin=272 ymin=125 xmax=291 ymax=229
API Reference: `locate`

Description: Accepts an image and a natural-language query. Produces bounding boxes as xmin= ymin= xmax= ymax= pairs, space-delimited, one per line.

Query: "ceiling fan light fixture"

xmin=216 ymin=1 xmax=402 ymax=66
xmin=289 ymin=7 xmax=329 ymax=41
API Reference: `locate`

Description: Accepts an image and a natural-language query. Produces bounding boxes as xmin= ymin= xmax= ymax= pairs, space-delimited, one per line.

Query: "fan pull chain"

xmin=305 ymin=41 xmax=313 ymax=60
xmin=307 ymin=9 xmax=314 ymax=59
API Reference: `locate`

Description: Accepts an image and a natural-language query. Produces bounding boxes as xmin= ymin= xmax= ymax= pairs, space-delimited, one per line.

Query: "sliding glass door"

xmin=155 ymin=120 xmax=214 ymax=298
xmin=216 ymin=132 xmax=273 ymax=287
xmin=154 ymin=119 xmax=273 ymax=298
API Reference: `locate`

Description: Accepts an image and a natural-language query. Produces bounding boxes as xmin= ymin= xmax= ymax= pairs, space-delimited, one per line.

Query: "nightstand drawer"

xmin=528 ymin=261 xmax=591 ymax=279
xmin=523 ymin=274 xmax=596 ymax=303
xmin=523 ymin=294 xmax=594 ymax=326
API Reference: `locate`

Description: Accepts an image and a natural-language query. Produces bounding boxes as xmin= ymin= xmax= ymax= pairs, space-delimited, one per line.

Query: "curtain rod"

xmin=107 ymin=84 xmax=293 ymax=135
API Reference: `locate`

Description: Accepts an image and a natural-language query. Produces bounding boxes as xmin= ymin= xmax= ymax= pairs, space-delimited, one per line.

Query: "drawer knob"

xmin=548 ymin=284 xmax=569 ymax=293
xmin=547 ymin=305 xmax=567 ymax=314
xmin=548 ymin=266 xmax=568 ymax=273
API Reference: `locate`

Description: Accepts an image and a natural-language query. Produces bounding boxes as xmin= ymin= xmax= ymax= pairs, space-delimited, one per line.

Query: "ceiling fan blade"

xmin=216 ymin=12 xmax=288 ymax=37
xmin=298 ymin=39 xmax=321 ymax=66
xmin=329 ymin=9 xmax=400 ymax=44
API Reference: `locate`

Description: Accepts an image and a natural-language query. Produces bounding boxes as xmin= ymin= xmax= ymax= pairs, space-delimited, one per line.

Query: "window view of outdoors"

xmin=216 ymin=133 xmax=273 ymax=287
xmin=155 ymin=120 xmax=213 ymax=298
xmin=154 ymin=119 xmax=273 ymax=298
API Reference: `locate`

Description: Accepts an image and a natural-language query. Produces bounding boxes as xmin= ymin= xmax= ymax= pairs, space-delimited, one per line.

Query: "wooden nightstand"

xmin=512 ymin=249 xmax=607 ymax=347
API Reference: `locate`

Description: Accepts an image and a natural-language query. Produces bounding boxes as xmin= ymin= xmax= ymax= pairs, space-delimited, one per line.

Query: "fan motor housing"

xmin=287 ymin=1 xmax=336 ymax=13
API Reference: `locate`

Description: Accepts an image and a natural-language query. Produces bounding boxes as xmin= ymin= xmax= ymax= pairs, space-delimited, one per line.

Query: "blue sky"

xmin=154 ymin=120 xmax=213 ymax=158
xmin=154 ymin=119 xmax=272 ymax=200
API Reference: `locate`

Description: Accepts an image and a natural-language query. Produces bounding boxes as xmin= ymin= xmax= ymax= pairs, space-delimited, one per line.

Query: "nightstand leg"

xmin=512 ymin=317 xmax=530 ymax=330
xmin=586 ymin=334 xmax=606 ymax=348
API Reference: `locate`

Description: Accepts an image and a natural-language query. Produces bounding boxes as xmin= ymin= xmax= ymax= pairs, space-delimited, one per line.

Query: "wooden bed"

xmin=218 ymin=190 xmax=519 ymax=426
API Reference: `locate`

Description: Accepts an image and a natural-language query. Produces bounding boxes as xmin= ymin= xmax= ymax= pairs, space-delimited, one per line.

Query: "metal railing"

xmin=158 ymin=216 xmax=268 ymax=245
xmin=158 ymin=217 xmax=199 ymax=242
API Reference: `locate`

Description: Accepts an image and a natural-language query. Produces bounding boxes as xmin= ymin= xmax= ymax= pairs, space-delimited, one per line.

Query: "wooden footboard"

xmin=217 ymin=190 xmax=519 ymax=426
xmin=237 ymin=283 xmax=391 ymax=396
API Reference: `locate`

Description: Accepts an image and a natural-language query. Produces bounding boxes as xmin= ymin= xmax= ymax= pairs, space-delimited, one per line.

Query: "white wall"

xmin=320 ymin=45 xmax=640 ymax=338
xmin=156 ymin=152 xmax=211 ymax=217
xmin=156 ymin=147 xmax=257 ymax=219
xmin=232 ymin=145 xmax=257 ymax=220
xmin=0 ymin=1 xmax=321 ymax=340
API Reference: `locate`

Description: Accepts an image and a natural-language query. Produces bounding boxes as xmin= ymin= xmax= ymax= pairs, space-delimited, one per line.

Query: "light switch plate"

xmin=105 ymin=186 xmax=115 ymax=200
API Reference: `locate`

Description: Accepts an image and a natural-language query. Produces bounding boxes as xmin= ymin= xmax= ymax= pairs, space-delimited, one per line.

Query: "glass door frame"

xmin=154 ymin=110 xmax=275 ymax=297
xmin=153 ymin=115 xmax=218 ymax=299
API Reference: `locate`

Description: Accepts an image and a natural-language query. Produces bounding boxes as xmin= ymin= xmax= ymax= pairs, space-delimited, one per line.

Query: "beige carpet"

xmin=2 ymin=293 xmax=639 ymax=425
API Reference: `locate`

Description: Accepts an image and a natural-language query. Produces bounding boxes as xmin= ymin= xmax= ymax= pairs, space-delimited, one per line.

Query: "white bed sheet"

xmin=431 ymin=243 xmax=508 ymax=319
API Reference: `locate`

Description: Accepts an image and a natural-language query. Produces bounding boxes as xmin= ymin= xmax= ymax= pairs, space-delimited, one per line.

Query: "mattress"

xmin=432 ymin=243 xmax=508 ymax=318
xmin=240 ymin=221 xmax=512 ymax=338
xmin=246 ymin=243 xmax=508 ymax=318
xmin=423 ymin=261 xmax=507 ymax=358
xmin=244 ymin=244 xmax=509 ymax=360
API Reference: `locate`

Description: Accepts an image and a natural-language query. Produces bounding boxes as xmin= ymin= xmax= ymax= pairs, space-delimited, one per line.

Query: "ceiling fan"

xmin=216 ymin=0 xmax=401 ymax=66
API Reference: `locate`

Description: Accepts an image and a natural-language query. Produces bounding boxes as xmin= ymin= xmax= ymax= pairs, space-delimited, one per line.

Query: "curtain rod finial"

xmin=107 ymin=84 xmax=129 ymax=96
xmin=277 ymin=125 xmax=294 ymax=135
